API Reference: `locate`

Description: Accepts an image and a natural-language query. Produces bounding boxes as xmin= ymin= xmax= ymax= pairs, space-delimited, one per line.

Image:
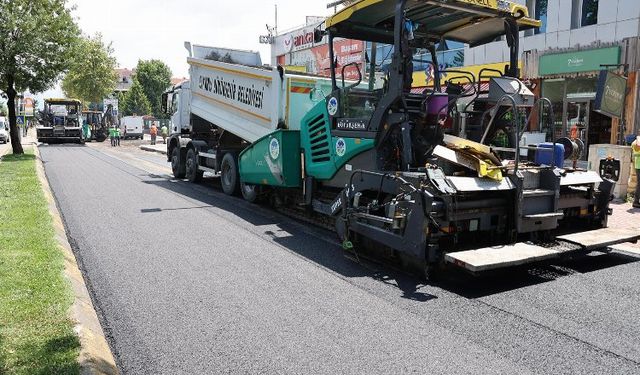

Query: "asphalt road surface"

xmin=39 ymin=142 xmax=640 ymax=375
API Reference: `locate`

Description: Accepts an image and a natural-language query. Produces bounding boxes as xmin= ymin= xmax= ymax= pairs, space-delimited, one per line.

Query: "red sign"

xmin=313 ymin=39 xmax=365 ymax=80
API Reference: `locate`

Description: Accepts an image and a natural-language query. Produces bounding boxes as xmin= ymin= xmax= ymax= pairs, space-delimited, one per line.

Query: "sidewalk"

xmin=607 ymin=201 xmax=640 ymax=252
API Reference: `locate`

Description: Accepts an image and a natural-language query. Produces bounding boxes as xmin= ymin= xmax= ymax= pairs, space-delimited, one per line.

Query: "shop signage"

xmin=538 ymin=47 xmax=620 ymax=76
xmin=279 ymin=28 xmax=318 ymax=54
xmin=259 ymin=35 xmax=274 ymax=44
xmin=594 ymin=70 xmax=627 ymax=119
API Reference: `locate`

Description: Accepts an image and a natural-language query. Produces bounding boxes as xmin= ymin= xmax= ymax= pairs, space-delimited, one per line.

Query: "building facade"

xmin=468 ymin=0 xmax=640 ymax=152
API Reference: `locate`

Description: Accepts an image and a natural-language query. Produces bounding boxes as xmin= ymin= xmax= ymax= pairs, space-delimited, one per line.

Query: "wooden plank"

xmin=557 ymin=227 xmax=640 ymax=251
xmin=445 ymin=243 xmax=560 ymax=272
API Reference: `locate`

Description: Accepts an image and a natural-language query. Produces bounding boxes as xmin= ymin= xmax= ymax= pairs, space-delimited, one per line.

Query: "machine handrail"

xmin=341 ymin=62 xmax=362 ymax=90
xmin=480 ymin=94 xmax=521 ymax=172
xmin=520 ymin=97 xmax=556 ymax=167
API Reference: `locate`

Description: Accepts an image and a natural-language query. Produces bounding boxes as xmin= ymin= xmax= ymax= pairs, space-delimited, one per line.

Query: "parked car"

xmin=0 ymin=117 xmax=9 ymax=144
xmin=120 ymin=116 xmax=144 ymax=140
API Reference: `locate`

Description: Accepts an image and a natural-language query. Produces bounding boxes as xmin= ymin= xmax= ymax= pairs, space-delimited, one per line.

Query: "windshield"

xmin=51 ymin=105 xmax=68 ymax=116
xmin=48 ymin=103 xmax=80 ymax=116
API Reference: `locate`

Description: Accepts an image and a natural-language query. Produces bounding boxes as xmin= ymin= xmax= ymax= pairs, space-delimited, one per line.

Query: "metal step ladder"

xmin=515 ymin=169 xmax=562 ymax=232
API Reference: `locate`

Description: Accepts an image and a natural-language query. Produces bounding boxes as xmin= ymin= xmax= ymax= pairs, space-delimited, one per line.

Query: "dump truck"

xmin=37 ymin=99 xmax=84 ymax=143
xmin=164 ymin=0 xmax=639 ymax=279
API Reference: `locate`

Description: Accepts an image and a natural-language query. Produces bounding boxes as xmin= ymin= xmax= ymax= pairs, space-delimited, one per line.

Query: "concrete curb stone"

xmin=139 ymin=144 xmax=167 ymax=154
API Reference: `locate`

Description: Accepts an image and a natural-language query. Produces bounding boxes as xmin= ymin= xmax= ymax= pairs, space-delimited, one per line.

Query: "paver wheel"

xmin=240 ymin=182 xmax=260 ymax=203
xmin=171 ymin=147 xmax=186 ymax=179
xmin=220 ymin=152 xmax=239 ymax=196
xmin=185 ymin=148 xmax=203 ymax=183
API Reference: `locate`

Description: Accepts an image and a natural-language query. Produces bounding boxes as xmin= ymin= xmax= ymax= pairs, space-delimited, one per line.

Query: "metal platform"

xmin=445 ymin=243 xmax=561 ymax=272
xmin=556 ymin=227 xmax=640 ymax=251
xmin=446 ymin=227 xmax=640 ymax=273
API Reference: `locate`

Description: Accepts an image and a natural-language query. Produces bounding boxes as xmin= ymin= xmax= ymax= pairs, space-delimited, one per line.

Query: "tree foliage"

xmin=121 ymin=79 xmax=151 ymax=116
xmin=0 ymin=0 xmax=80 ymax=154
xmin=134 ymin=60 xmax=172 ymax=118
xmin=61 ymin=33 xmax=118 ymax=106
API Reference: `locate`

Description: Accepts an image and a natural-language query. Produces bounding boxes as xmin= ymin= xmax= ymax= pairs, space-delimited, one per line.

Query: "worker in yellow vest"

xmin=632 ymin=133 xmax=640 ymax=208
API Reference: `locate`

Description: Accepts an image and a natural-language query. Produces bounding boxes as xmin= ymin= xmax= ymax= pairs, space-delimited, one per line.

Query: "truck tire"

xmin=185 ymin=148 xmax=203 ymax=183
xmin=220 ymin=152 xmax=239 ymax=196
xmin=240 ymin=182 xmax=260 ymax=203
xmin=171 ymin=147 xmax=186 ymax=179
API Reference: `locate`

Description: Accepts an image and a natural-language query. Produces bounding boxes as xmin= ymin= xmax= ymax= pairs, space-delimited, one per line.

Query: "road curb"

xmin=139 ymin=144 xmax=167 ymax=155
xmin=33 ymin=144 xmax=119 ymax=375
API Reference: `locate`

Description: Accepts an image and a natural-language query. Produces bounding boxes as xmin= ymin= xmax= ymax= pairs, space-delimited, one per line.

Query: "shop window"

xmin=541 ymin=79 xmax=565 ymax=140
xmin=572 ymin=0 xmax=598 ymax=28
xmin=534 ymin=0 xmax=548 ymax=34
xmin=526 ymin=0 xmax=548 ymax=35
xmin=581 ymin=0 xmax=599 ymax=26
xmin=566 ymin=77 xmax=597 ymax=98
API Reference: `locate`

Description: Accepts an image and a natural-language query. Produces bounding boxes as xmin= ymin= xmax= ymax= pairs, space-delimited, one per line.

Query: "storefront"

xmin=536 ymin=46 xmax=621 ymax=159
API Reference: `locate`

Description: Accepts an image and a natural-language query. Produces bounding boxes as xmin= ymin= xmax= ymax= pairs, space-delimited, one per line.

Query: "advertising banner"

xmin=21 ymin=97 xmax=35 ymax=117
xmin=287 ymin=39 xmax=364 ymax=80
xmin=594 ymin=70 xmax=627 ymax=119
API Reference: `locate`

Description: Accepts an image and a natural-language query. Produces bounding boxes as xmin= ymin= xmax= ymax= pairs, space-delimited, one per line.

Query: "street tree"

xmin=121 ymin=79 xmax=151 ymax=116
xmin=134 ymin=60 xmax=172 ymax=118
xmin=0 ymin=0 xmax=80 ymax=154
xmin=62 ymin=33 xmax=118 ymax=106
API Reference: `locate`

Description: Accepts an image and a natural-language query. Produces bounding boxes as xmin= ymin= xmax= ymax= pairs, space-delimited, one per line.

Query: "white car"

xmin=0 ymin=117 xmax=9 ymax=144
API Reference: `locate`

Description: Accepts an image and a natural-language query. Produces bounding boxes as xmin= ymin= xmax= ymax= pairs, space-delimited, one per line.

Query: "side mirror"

xmin=313 ymin=28 xmax=324 ymax=43
xmin=161 ymin=92 xmax=168 ymax=114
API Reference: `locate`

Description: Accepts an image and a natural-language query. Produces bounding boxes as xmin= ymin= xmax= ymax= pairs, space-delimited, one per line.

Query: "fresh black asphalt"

xmin=39 ymin=144 xmax=640 ymax=374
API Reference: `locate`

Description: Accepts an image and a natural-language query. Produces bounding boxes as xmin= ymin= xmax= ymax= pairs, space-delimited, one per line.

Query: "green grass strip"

xmin=0 ymin=151 xmax=80 ymax=374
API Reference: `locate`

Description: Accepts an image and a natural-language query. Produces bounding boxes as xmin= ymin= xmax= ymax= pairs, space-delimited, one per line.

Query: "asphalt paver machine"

xmin=37 ymin=99 xmax=84 ymax=143
xmin=165 ymin=0 xmax=639 ymax=279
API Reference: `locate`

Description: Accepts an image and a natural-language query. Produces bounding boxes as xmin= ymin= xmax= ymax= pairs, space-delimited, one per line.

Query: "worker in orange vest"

xmin=150 ymin=123 xmax=158 ymax=145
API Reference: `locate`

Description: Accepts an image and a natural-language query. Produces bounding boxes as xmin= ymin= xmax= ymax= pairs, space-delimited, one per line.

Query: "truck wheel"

xmin=220 ymin=152 xmax=239 ymax=196
xmin=171 ymin=147 xmax=186 ymax=179
xmin=240 ymin=182 xmax=260 ymax=203
xmin=185 ymin=148 xmax=203 ymax=183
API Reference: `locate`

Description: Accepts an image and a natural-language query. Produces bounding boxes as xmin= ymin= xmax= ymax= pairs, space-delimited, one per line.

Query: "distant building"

xmin=170 ymin=77 xmax=187 ymax=86
xmin=115 ymin=68 xmax=135 ymax=93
